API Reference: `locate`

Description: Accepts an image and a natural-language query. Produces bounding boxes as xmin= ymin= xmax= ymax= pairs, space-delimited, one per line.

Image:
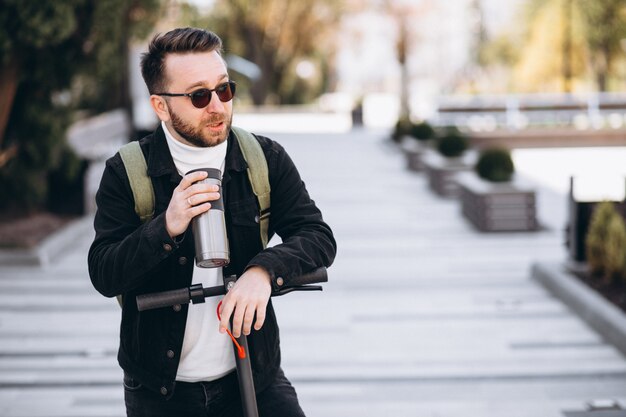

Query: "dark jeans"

xmin=124 ymin=368 xmax=305 ymax=417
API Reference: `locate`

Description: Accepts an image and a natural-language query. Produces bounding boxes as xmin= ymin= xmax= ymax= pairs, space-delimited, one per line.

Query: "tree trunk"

xmin=596 ymin=44 xmax=611 ymax=92
xmin=0 ymin=58 xmax=20 ymax=148
xmin=562 ymin=0 xmax=573 ymax=93
xmin=119 ymin=11 xmax=134 ymax=135
xmin=397 ymin=18 xmax=410 ymax=120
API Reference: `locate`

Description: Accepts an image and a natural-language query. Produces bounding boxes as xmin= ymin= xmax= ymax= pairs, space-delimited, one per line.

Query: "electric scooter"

xmin=136 ymin=267 xmax=327 ymax=417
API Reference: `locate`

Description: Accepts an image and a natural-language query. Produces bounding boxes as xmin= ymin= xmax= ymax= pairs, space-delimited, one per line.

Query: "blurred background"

xmin=2 ymin=0 xmax=626 ymax=214
xmin=2 ymin=0 xmax=626 ymax=219
xmin=2 ymin=1 xmax=626 ymax=416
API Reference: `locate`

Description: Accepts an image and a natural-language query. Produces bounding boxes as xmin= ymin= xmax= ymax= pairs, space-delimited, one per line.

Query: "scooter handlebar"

xmin=136 ymin=287 xmax=193 ymax=312
xmin=135 ymin=267 xmax=327 ymax=312
xmin=282 ymin=267 xmax=328 ymax=287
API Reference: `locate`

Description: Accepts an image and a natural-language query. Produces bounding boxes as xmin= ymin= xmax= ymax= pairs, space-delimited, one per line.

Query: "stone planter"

xmin=399 ymin=137 xmax=430 ymax=172
xmin=423 ymin=151 xmax=476 ymax=197
xmin=457 ymin=172 xmax=538 ymax=232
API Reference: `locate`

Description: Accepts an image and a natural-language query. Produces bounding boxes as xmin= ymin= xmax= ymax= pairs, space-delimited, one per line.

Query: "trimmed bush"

xmin=392 ymin=118 xmax=412 ymax=142
xmin=436 ymin=127 xmax=468 ymax=158
xmin=409 ymin=121 xmax=435 ymax=141
xmin=476 ymin=147 xmax=515 ymax=182
xmin=586 ymin=201 xmax=626 ymax=284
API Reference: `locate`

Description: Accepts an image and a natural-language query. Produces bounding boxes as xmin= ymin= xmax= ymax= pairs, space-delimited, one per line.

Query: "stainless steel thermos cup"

xmin=187 ymin=168 xmax=229 ymax=268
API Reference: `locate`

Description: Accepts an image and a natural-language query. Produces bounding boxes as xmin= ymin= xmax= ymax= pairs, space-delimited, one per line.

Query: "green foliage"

xmin=184 ymin=0 xmax=345 ymax=105
xmin=574 ymin=0 xmax=626 ymax=90
xmin=391 ymin=118 xmax=412 ymax=142
xmin=409 ymin=121 xmax=435 ymax=141
xmin=505 ymin=0 xmax=626 ymax=92
xmin=0 ymin=0 xmax=82 ymax=59
xmin=77 ymin=0 xmax=163 ymax=112
xmin=0 ymin=0 xmax=87 ymax=212
xmin=512 ymin=0 xmax=587 ymax=92
xmin=436 ymin=127 xmax=469 ymax=158
xmin=0 ymin=0 xmax=163 ymax=213
xmin=0 ymin=91 xmax=73 ymax=211
xmin=586 ymin=201 xmax=626 ymax=284
xmin=476 ymin=147 xmax=515 ymax=182
xmin=604 ymin=215 xmax=626 ymax=283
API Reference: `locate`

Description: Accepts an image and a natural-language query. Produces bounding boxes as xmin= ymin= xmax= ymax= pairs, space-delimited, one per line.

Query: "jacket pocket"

xmin=228 ymin=197 xmax=262 ymax=256
xmin=123 ymin=372 xmax=143 ymax=392
xmin=229 ymin=197 xmax=259 ymax=227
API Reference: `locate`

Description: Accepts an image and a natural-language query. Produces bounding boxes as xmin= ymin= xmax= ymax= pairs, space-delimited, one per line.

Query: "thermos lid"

xmin=186 ymin=168 xmax=222 ymax=179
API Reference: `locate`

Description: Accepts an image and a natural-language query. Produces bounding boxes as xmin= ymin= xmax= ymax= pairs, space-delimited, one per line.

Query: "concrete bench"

xmin=66 ymin=109 xmax=130 ymax=213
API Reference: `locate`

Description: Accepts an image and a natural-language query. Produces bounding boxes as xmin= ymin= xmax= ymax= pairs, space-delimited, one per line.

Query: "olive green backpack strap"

xmin=116 ymin=141 xmax=155 ymax=307
xmin=119 ymin=141 xmax=155 ymax=224
xmin=231 ymin=126 xmax=271 ymax=249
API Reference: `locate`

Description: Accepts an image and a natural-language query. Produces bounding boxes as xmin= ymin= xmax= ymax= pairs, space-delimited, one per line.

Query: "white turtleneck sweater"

xmin=162 ymin=121 xmax=235 ymax=382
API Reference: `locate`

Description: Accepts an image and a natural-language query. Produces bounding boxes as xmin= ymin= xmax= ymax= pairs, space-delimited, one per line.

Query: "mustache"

xmin=204 ymin=113 xmax=226 ymax=124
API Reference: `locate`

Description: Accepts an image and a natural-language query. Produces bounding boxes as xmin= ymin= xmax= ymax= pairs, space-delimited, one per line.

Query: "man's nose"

xmin=205 ymin=91 xmax=225 ymax=112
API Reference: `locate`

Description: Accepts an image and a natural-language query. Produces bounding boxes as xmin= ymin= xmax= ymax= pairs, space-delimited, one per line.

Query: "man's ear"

xmin=150 ymin=95 xmax=170 ymax=122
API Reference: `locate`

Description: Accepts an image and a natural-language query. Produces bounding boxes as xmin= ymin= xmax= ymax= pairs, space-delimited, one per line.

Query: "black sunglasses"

xmin=156 ymin=81 xmax=236 ymax=108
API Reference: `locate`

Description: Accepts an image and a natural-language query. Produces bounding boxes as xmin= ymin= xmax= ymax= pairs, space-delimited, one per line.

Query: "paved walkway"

xmin=1 ymin=128 xmax=625 ymax=417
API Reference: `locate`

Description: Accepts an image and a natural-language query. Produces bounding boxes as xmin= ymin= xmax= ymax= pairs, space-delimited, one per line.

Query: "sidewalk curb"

xmin=531 ymin=261 xmax=626 ymax=357
xmin=0 ymin=215 xmax=93 ymax=267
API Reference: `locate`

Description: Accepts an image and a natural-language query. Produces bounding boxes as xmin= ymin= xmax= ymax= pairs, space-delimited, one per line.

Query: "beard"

xmin=169 ymin=109 xmax=232 ymax=148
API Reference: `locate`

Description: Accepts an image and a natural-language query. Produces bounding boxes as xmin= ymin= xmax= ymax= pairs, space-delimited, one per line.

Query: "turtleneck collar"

xmin=162 ymin=121 xmax=227 ymax=176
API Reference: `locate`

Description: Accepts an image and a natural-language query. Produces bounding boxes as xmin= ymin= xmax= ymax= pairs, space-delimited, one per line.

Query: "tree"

xmin=77 ymin=0 xmax=163 ymax=114
xmin=0 ymin=0 xmax=163 ymax=213
xmin=512 ymin=0 xmax=588 ymax=93
xmin=485 ymin=0 xmax=626 ymax=93
xmin=575 ymin=0 xmax=626 ymax=91
xmin=384 ymin=0 xmax=432 ymax=121
xmin=184 ymin=0 xmax=345 ymax=105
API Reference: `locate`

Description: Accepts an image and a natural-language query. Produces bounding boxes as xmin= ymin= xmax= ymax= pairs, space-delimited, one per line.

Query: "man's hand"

xmin=219 ymin=266 xmax=272 ymax=338
xmin=165 ymin=171 xmax=221 ymax=238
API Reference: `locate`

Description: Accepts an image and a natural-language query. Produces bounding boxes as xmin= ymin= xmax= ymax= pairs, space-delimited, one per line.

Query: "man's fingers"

xmin=241 ymin=305 xmax=257 ymax=336
xmin=178 ymin=170 xmax=208 ymax=190
xmin=186 ymin=192 xmax=220 ymax=207
xmin=219 ymin=299 xmax=235 ymax=334
xmin=254 ymin=304 xmax=266 ymax=331
xmin=230 ymin=303 xmax=247 ymax=338
xmin=190 ymin=202 xmax=211 ymax=215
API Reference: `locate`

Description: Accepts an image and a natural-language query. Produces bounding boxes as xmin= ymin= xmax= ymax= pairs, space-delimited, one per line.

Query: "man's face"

xmin=159 ymin=50 xmax=233 ymax=148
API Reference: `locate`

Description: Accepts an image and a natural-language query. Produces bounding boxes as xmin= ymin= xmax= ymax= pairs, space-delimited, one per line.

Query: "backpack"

xmin=116 ymin=126 xmax=271 ymax=306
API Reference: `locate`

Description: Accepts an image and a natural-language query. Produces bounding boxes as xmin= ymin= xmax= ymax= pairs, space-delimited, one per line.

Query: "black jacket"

xmin=88 ymin=126 xmax=336 ymax=398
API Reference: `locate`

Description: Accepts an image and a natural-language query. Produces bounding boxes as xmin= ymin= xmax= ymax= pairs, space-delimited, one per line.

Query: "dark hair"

xmin=140 ymin=27 xmax=223 ymax=94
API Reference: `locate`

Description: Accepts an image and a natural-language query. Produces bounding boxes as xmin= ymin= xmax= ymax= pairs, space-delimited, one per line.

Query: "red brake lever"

xmin=216 ymin=300 xmax=246 ymax=359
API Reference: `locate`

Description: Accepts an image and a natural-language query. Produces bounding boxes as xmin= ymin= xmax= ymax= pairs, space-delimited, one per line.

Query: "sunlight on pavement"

xmin=233 ymin=111 xmax=353 ymax=134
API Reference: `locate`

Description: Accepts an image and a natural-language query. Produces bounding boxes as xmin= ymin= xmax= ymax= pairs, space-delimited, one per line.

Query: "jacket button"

xmin=276 ymin=277 xmax=284 ymax=286
xmin=254 ymin=215 xmax=260 ymax=223
xmin=178 ymin=256 xmax=187 ymax=265
xmin=163 ymin=243 xmax=172 ymax=252
xmin=173 ymin=304 xmax=181 ymax=312
xmin=160 ymin=387 xmax=168 ymax=396
xmin=166 ymin=350 xmax=175 ymax=359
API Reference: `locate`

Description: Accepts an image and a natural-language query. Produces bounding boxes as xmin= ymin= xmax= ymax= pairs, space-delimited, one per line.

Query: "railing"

xmin=433 ymin=92 xmax=626 ymax=132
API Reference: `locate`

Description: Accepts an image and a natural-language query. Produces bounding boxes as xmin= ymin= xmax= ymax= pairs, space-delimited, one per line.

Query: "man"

xmin=88 ymin=27 xmax=336 ymax=417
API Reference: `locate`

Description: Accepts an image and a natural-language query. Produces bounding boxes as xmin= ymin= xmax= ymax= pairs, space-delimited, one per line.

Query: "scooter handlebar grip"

xmin=283 ymin=267 xmax=328 ymax=287
xmin=136 ymin=287 xmax=190 ymax=311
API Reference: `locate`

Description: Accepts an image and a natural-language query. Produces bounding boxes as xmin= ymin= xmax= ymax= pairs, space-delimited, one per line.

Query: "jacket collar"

xmin=146 ymin=125 xmax=247 ymax=184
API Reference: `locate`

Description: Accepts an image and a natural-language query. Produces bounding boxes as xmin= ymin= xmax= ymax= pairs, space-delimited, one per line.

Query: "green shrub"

xmin=604 ymin=215 xmax=626 ymax=283
xmin=392 ymin=118 xmax=412 ymax=142
xmin=476 ymin=147 xmax=515 ymax=182
xmin=586 ymin=201 xmax=626 ymax=284
xmin=436 ymin=127 xmax=468 ymax=158
xmin=409 ymin=121 xmax=435 ymax=141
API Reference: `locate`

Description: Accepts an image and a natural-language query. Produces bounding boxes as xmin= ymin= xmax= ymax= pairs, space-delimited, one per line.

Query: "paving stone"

xmin=0 ymin=128 xmax=624 ymax=417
